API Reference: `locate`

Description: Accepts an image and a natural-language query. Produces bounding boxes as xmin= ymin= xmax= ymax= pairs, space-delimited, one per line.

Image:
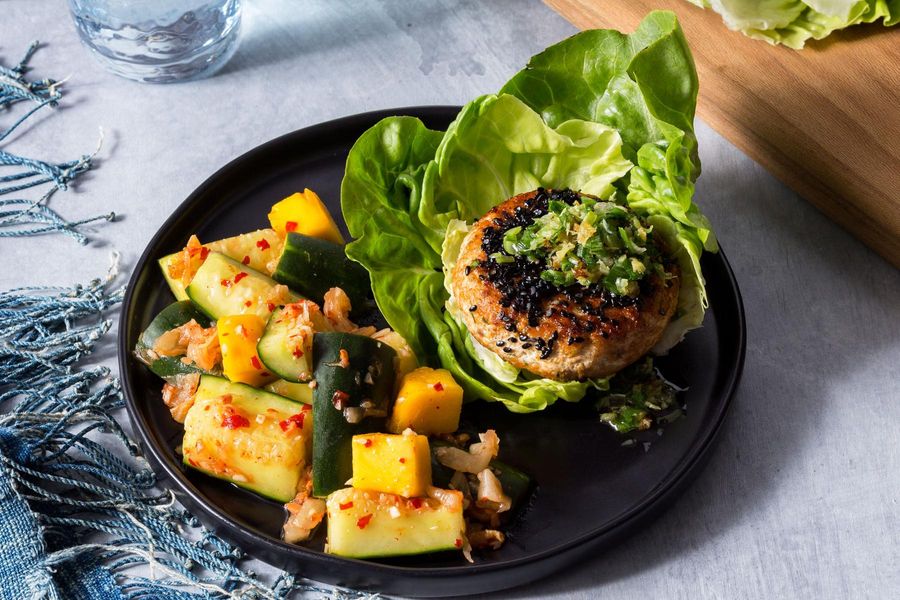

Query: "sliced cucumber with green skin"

xmin=489 ymin=459 xmax=532 ymax=512
xmin=257 ymin=307 xmax=313 ymax=382
xmin=311 ymin=331 xmax=397 ymax=498
xmin=274 ymin=232 xmax=372 ymax=316
xmin=265 ymin=379 xmax=313 ymax=404
xmin=159 ymin=229 xmax=283 ymax=301
xmin=159 ymin=256 xmax=191 ymax=301
xmin=182 ymin=375 xmax=312 ymax=503
xmin=186 ymin=252 xmax=297 ymax=321
xmin=430 ymin=441 xmax=533 ymax=513
xmin=134 ymin=301 xmax=218 ymax=379
xmin=326 ymin=487 xmax=465 ymax=558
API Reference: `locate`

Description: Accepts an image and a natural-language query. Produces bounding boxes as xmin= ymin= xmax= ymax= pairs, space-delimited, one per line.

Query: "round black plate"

xmin=119 ymin=106 xmax=745 ymax=597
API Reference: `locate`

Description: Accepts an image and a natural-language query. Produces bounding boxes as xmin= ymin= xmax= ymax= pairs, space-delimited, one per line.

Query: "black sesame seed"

xmin=503 ymin=347 xmax=513 ymax=354
xmin=496 ymin=341 xmax=505 ymax=347
xmin=468 ymin=305 xmax=478 ymax=312
xmin=476 ymin=187 xmax=642 ymax=330
xmin=521 ymin=343 xmax=532 ymax=349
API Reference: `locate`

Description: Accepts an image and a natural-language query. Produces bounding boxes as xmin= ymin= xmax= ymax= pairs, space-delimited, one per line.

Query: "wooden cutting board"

xmin=545 ymin=0 xmax=900 ymax=268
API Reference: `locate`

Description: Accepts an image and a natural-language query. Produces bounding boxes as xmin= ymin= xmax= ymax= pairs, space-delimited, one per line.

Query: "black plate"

xmin=119 ymin=106 xmax=745 ymax=597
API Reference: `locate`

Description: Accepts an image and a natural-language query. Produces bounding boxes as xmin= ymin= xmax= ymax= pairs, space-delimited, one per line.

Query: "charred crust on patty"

xmin=451 ymin=188 xmax=680 ymax=381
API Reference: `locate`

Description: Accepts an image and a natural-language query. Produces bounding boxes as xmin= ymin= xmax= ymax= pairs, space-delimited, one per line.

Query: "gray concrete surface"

xmin=1 ymin=1 xmax=898 ymax=598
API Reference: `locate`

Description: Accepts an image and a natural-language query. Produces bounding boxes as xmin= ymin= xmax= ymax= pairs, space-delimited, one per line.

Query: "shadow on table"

xmin=472 ymin=137 xmax=900 ymax=598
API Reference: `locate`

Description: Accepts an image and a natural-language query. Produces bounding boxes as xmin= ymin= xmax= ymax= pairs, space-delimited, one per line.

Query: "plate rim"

xmin=118 ymin=105 xmax=746 ymax=585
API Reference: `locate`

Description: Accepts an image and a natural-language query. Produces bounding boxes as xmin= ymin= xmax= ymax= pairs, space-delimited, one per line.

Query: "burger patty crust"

xmin=450 ymin=189 xmax=680 ymax=381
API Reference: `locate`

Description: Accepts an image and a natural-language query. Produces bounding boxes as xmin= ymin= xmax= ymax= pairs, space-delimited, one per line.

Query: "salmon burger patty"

xmin=449 ymin=188 xmax=680 ymax=381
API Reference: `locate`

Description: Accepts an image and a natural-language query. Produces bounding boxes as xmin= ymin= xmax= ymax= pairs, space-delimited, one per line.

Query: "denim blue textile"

xmin=0 ymin=41 xmax=114 ymax=244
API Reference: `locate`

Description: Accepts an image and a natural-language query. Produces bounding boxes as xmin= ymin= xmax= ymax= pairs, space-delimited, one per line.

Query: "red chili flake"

xmin=339 ymin=501 xmax=354 ymax=510
xmin=222 ymin=413 xmax=250 ymax=429
xmin=433 ymin=382 xmax=444 ymax=392
xmin=278 ymin=412 xmax=306 ymax=432
xmin=241 ymin=255 xmax=251 ymax=265
xmin=285 ymin=221 xmax=298 ymax=233
xmin=267 ymin=302 xmax=276 ymax=312
xmin=331 ymin=390 xmax=350 ymax=410
xmin=261 ymin=371 xmax=271 ymax=377
xmin=455 ymin=538 xmax=463 ymax=548
xmin=250 ymin=356 xmax=263 ymax=370
xmin=244 ymin=300 xmax=252 ymax=307
xmin=410 ymin=498 xmax=423 ymax=509
xmin=220 ymin=278 xmax=232 ymax=288
xmin=233 ymin=272 xmax=248 ymax=284
xmin=256 ymin=239 xmax=271 ymax=251
xmin=199 ymin=247 xmax=210 ymax=260
xmin=221 ymin=395 xmax=233 ymax=404
xmin=356 ymin=514 xmax=373 ymax=529
xmin=363 ymin=438 xmax=373 ymax=448
xmin=187 ymin=458 xmax=198 ymax=467
xmin=292 ymin=347 xmax=304 ymax=358
xmin=398 ymin=458 xmax=406 ymax=464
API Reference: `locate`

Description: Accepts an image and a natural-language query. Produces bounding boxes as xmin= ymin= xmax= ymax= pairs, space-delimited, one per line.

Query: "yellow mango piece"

xmin=352 ymin=431 xmax=431 ymax=498
xmin=217 ymin=315 xmax=275 ymax=387
xmin=387 ymin=367 xmax=463 ymax=435
xmin=268 ymin=189 xmax=344 ymax=244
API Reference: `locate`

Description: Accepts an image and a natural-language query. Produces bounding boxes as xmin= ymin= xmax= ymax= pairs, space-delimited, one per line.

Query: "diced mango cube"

xmin=387 ymin=367 xmax=463 ymax=435
xmin=217 ymin=315 xmax=275 ymax=387
xmin=352 ymin=431 xmax=431 ymax=498
xmin=268 ymin=189 xmax=344 ymax=245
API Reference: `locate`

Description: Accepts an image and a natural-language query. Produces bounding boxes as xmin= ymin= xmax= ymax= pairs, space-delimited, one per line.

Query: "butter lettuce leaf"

xmin=341 ymin=116 xmax=444 ymax=360
xmin=341 ymin=11 xmax=716 ymax=412
xmin=687 ymin=0 xmax=898 ymax=48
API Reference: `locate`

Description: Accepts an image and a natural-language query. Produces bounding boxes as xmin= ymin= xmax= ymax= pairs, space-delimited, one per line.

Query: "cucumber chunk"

xmin=273 ymin=232 xmax=372 ymax=316
xmin=159 ymin=256 xmax=191 ymax=302
xmin=326 ymin=487 xmax=465 ymax=558
xmin=159 ymin=229 xmax=283 ymax=301
xmin=186 ymin=252 xmax=296 ymax=321
xmin=134 ymin=301 xmax=218 ymax=379
xmin=257 ymin=307 xmax=313 ymax=382
xmin=311 ymin=331 xmax=396 ymax=497
xmin=265 ymin=379 xmax=314 ymax=404
xmin=182 ymin=375 xmax=312 ymax=503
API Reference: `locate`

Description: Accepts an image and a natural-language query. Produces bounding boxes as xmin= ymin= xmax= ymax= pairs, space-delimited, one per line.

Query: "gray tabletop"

xmin=3 ymin=1 xmax=898 ymax=598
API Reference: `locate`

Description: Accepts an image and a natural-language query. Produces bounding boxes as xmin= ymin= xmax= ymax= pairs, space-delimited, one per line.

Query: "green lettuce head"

xmin=341 ymin=11 xmax=717 ymax=413
xmin=686 ymin=0 xmax=898 ymax=48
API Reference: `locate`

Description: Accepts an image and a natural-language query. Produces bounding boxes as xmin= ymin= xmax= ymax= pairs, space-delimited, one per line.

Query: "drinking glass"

xmin=68 ymin=0 xmax=242 ymax=83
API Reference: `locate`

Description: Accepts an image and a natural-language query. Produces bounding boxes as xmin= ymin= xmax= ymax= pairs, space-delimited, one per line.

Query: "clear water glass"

xmin=68 ymin=0 xmax=242 ymax=83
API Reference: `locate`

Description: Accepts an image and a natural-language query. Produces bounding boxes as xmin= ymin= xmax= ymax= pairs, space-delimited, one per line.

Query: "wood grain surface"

xmin=545 ymin=0 xmax=900 ymax=268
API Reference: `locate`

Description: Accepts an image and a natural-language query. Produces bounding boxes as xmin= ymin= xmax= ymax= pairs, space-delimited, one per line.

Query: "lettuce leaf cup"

xmin=341 ymin=11 xmax=717 ymax=413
